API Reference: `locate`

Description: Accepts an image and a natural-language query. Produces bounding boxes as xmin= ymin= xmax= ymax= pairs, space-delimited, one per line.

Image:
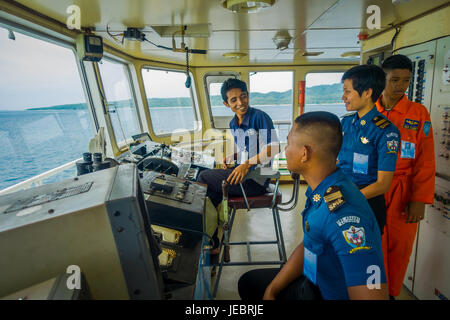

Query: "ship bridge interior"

xmin=0 ymin=0 xmax=449 ymax=301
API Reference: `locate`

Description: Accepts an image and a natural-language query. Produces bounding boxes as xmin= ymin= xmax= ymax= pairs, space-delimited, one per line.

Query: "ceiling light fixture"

xmin=222 ymin=0 xmax=275 ymax=13
xmin=273 ymin=30 xmax=292 ymax=51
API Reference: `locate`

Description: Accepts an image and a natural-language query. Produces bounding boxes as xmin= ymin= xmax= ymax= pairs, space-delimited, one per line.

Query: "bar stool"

xmin=211 ymin=168 xmax=300 ymax=298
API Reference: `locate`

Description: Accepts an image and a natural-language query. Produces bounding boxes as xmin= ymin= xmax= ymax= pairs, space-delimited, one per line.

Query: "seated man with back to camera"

xmin=238 ymin=112 xmax=388 ymax=300
xmin=198 ymin=78 xmax=280 ymax=255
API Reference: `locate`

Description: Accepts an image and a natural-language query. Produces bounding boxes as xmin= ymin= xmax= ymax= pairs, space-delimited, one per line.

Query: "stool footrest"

xmin=228 ymin=241 xmax=278 ymax=245
xmin=212 ymin=205 xmax=287 ymax=298
xmin=212 ymin=261 xmax=284 ymax=267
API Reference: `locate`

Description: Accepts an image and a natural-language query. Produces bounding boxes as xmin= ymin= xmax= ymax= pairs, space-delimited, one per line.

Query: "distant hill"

xmin=28 ymin=103 xmax=87 ymax=111
xmin=26 ymin=83 xmax=343 ymax=110
xmin=305 ymin=83 xmax=342 ymax=104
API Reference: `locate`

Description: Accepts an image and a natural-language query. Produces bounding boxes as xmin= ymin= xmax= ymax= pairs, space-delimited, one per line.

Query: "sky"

xmin=0 ymin=28 xmax=86 ymax=111
xmin=0 ymin=27 xmax=344 ymax=111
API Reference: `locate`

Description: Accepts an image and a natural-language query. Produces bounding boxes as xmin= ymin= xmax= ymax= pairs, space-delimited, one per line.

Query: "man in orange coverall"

xmin=375 ymin=54 xmax=435 ymax=299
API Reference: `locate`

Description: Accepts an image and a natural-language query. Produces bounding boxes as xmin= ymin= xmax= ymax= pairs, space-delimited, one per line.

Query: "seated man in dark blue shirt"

xmin=238 ymin=112 xmax=388 ymax=300
xmin=198 ymin=78 xmax=280 ymax=254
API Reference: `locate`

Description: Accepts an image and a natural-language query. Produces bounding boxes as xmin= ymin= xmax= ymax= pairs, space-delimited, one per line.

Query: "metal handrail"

xmin=278 ymin=176 xmax=300 ymax=212
xmin=0 ymin=158 xmax=81 ymax=196
xmin=279 ymin=177 xmax=298 ymax=206
xmin=273 ymin=120 xmax=292 ymax=125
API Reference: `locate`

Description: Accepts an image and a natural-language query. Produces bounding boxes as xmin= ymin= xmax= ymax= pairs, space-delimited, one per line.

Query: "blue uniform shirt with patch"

xmin=229 ymin=107 xmax=278 ymax=159
xmin=302 ymin=168 xmax=387 ymax=300
xmin=337 ymin=107 xmax=400 ymax=186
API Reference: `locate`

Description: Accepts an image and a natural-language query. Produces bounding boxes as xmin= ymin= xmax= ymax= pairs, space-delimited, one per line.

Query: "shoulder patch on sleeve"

xmin=324 ymin=185 xmax=346 ymax=213
xmin=342 ymin=225 xmax=372 ymax=254
xmin=423 ymin=121 xmax=431 ymax=137
xmin=372 ymin=116 xmax=390 ymax=129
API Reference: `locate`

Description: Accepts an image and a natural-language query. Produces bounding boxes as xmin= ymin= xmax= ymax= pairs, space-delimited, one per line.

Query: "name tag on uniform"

xmin=353 ymin=153 xmax=369 ymax=174
xmin=400 ymin=141 xmax=415 ymax=159
xmin=403 ymin=118 xmax=419 ymax=131
xmin=303 ymin=247 xmax=317 ymax=284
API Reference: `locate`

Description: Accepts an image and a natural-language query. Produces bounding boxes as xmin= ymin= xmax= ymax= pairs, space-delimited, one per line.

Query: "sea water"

xmin=0 ymin=104 xmax=346 ymax=190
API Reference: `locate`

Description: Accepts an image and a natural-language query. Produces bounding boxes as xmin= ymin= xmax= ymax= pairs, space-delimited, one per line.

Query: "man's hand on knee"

xmin=227 ymin=163 xmax=251 ymax=185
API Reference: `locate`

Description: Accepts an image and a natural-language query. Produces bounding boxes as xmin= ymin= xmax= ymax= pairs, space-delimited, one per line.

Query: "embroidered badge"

xmin=372 ymin=116 xmax=390 ymax=129
xmin=360 ymin=120 xmax=366 ymax=126
xmin=342 ymin=226 xmax=372 ymax=254
xmin=360 ymin=136 xmax=369 ymax=144
xmin=336 ymin=216 xmax=361 ymax=227
xmin=387 ymin=140 xmax=399 ymax=154
xmin=324 ymin=186 xmax=345 ymax=213
xmin=423 ymin=121 xmax=431 ymax=137
xmin=312 ymin=194 xmax=321 ymax=202
xmin=386 ymin=132 xmax=399 ymax=138
xmin=403 ymin=118 xmax=419 ymax=131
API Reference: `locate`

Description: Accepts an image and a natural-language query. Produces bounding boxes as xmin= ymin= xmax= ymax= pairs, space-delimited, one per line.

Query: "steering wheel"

xmin=137 ymin=156 xmax=179 ymax=176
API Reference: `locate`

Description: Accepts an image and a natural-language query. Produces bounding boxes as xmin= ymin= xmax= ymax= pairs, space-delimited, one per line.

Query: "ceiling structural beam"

xmin=367 ymin=1 xmax=450 ymax=40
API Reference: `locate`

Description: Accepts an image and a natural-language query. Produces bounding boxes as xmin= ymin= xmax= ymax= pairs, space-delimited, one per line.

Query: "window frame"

xmin=97 ymin=55 xmax=143 ymax=148
xmin=140 ymin=66 xmax=201 ymax=137
xmin=248 ymin=69 xmax=295 ymax=124
xmin=0 ymin=18 xmax=98 ymax=133
xmin=0 ymin=18 xmax=101 ymax=190
xmin=304 ymin=70 xmax=347 ymax=115
xmin=203 ymin=71 xmax=241 ymax=129
xmin=247 ymin=70 xmax=295 ymax=145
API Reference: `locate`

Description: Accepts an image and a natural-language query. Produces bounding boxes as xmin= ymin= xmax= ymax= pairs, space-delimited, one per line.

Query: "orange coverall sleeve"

xmin=410 ymin=110 xmax=435 ymax=203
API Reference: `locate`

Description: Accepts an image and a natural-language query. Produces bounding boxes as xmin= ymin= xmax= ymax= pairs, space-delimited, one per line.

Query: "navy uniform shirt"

xmin=229 ymin=107 xmax=279 ymax=184
xmin=337 ymin=107 xmax=400 ymax=186
xmin=302 ymin=168 xmax=387 ymax=300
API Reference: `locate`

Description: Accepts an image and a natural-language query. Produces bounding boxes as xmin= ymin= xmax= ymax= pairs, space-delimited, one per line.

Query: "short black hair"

xmin=294 ymin=111 xmax=343 ymax=159
xmin=382 ymin=54 xmax=413 ymax=72
xmin=221 ymin=78 xmax=248 ymax=102
xmin=341 ymin=64 xmax=386 ymax=103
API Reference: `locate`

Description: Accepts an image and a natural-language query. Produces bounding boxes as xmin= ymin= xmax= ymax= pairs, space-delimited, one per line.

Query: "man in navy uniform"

xmin=238 ymin=112 xmax=388 ymax=300
xmin=198 ymin=78 xmax=280 ymax=254
xmin=338 ymin=65 xmax=400 ymax=234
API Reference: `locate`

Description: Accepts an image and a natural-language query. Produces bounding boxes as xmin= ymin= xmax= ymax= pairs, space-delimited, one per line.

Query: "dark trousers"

xmin=198 ymin=169 xmax=267 ymax=248
xmin=238 ymin=268 xmax=323 ymax=300
xmin=358 ymin=186 xmax=386 ymax=235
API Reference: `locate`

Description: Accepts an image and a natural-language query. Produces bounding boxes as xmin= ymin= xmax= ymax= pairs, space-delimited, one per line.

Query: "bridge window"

xmin=204 ymin=73 xmax=239 ymax=129
xmin=249 ymin=71 xmax=294 ymax=143
xmin=305 ymin=72 xmax=346 ymax=117
xmin=98 ymin=59 xmax=140 ymax=144
xmin=141 ymin=68 xmax=199 ymax=135
xmin=0 ymin=26 xmax=95 ymax=192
